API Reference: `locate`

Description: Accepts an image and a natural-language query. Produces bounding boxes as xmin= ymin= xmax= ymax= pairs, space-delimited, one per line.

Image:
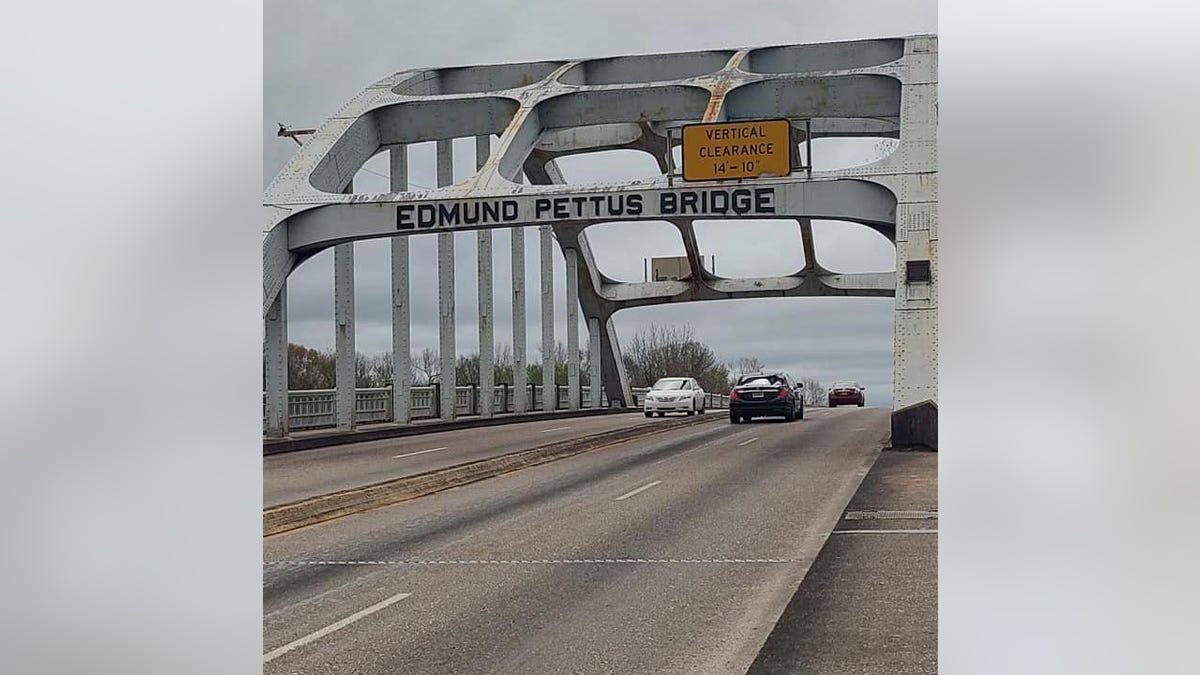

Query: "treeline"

xmin=286 ymin=342 xmax=590 ymax=390
xmin=285 ymin=323 xmax=830 ymax=405
xmin=621 ymin=324 xmax=829 ymax=406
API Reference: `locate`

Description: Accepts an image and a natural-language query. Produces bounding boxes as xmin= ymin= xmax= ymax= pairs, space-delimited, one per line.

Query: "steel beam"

xmin=437 ymin=139 xmax=456 ymax=420
xmin=588 ymin=316 xmax=602 ymax=408
xmin=476 ymin=135 xmax=494 ymax=417
xmin=540 ymin=224 xmax=554 ymax=411
xmin=264 ymin=283 xmax=288 ymax=437
xmin=565 ymin=246 xmax=580 ymax=410
xmin=390 ymin=146 xmax=411 ymax=424
xmin=511 ymin=178 xmax=528 ymax=413
xmin=334 ymin=239 xmax=355 ymax=431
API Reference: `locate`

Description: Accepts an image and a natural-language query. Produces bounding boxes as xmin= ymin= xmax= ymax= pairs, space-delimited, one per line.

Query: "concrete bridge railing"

xmin=263 ymin=385 xmax=731 ymax=432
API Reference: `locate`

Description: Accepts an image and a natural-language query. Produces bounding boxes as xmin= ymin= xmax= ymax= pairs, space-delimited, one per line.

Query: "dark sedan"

xmin=729 ymin=371 xmax=804 ymax=423
xmin=827 ymin=381 xmax=865 ymax=407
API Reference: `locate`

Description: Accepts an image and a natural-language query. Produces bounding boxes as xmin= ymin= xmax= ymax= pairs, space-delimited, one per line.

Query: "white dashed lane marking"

xmin=393 ymin=447 xmax=446 ymax=459
xmin=737 ymin=438 xmax=759 ymax=447
xmin=615 ymin=480 xmax=662 ymax=501
xmin=263 ymin=591 xmax=412 ymax=663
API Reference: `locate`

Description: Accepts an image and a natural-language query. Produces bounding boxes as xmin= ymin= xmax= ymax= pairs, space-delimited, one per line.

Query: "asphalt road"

xmin=263 ymin=406 xmax=889 ymax=674
xmin=265 ymin=411 xmax=657 ymax=507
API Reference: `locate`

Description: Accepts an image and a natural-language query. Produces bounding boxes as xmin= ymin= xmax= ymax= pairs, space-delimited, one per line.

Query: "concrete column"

xmin=390 ymin=146 xmax=411 ymax=424
xmin=511 ymin=217 xmax=528 ymax=412
xmin=588 ymin=316 xmax=602 ymax=408
xmin=565 ymin=247 xmax=580 ymax=410
xmin=436 ymin=139 xmax=456 ymax=420
xmin=264 ymin=283 xmax=288 ymax=437
xmin=334 ymin=240 xmax=356 ymax=431
xmin=540 ymin=224 xmax=555 ymax=411
xmin=476 ymin=135 xmax=494 ymax=417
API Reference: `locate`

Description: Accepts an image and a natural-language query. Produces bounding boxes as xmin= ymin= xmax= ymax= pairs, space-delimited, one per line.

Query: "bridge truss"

xmin=263 ymin=35 xmax=938 ymax=446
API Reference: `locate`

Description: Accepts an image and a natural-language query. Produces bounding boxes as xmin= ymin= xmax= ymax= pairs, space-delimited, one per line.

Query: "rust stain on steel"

xmin=703 ymin=82 xmax=730 ymax=122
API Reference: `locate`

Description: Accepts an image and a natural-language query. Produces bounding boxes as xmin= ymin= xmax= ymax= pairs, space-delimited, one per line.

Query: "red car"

xmin=827 ymin=381 xmax=865 ymax=407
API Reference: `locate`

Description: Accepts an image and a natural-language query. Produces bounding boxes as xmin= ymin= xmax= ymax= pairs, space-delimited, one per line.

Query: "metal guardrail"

xmin=264 ymin=385 xmax=731 ymax=431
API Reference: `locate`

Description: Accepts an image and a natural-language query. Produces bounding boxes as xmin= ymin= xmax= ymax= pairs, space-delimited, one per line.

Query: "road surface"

xmin=265 ymin=412 xmax=654 ymax=507
xmin=263 ymin=406 xmax=888 ymax=674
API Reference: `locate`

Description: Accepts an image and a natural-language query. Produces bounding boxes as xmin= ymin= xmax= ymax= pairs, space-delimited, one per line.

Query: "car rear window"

xmin=739 ymin=375 xmax=783 ymax=386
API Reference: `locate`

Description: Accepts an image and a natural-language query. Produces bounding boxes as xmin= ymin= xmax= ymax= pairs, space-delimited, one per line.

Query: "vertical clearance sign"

xmin=681 ymin=119 xmax=792 ymax=181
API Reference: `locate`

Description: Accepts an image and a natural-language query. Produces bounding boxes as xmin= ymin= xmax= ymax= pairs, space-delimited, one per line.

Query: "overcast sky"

xmin=264 ymin=0 xmax=937 ymax=405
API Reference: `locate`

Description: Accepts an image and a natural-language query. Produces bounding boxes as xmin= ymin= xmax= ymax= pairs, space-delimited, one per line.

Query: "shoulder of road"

xmin=748 ymin=448 xmax=938 ymax=674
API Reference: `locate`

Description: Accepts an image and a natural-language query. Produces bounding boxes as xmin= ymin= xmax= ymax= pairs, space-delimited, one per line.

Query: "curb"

xmin=264 ymin=407 xmax=633 ymax=456
xmin=264 ymin=413 xmax=719 ymax=536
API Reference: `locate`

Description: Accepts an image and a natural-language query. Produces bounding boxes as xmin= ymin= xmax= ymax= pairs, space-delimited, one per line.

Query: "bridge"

xmin=262 ymin=34 xmax=937 ymax=673
xmin=262 ymin=34 xmax=938 ymax=448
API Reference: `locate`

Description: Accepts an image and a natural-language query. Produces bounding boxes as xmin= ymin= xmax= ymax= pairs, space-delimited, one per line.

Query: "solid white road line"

xmin=615 ymin=480 xmax=662 ymax=501
xmin=263 ymin=591 xmax=412 ymax=663
xmin=539 ymin=426 xmax=572 ymax=433
xmin=736 ymin=437 xmax=759 ymax=447
xmin=831 ymin=529 xmax=938 ymax=535
xmin=392 ymin=447 xmax=446 ymax=459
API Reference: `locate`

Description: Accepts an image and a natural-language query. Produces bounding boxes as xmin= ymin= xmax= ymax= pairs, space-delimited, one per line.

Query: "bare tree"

xmin=732 ymin=356 xmax=765 ymax=377
xmin=355 ymin=352 xmax=392 ymax=388
xmin=456 ymin=353 xmax=481 ymax=384
xmin=622 ymin=323 xmax=731 ymax=393
xmin=412 ymin=347 xmax=439 ymax=385
xmin=801 ymin=376 xmax=827 ymax=407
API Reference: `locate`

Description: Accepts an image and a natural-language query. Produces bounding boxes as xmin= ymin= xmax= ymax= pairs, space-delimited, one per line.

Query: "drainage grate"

xmin=843 ymin=510 xmax=938 ymax=520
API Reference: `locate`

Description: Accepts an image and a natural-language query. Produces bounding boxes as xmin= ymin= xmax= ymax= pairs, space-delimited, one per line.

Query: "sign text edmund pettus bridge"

xmin=396 ymin=186 xmax=777 ymax=230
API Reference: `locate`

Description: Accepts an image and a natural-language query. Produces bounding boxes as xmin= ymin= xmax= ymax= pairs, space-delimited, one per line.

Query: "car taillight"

xmin=777 ymin=388 xmax=788 ymax=398
xmin=730 ymin=389 xmax=738 ymax=400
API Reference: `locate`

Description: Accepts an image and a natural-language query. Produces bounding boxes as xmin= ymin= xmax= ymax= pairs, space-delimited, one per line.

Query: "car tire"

xmin=784 ymin=407 xmax=796 ymax=422
xmin=729 ymin=413 xmax=739 ymax=424
xmin=687 ymin=408 xmax=695 ymax=416
xmin=858 ymin=400 xmax=864 ymax=407
xmin=798 ymin=402 xmax=805 ymax=420
xmin=644 ymin=411 xmax=652 ymax=418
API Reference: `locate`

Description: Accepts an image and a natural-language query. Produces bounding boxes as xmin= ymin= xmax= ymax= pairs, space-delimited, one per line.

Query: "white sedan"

xmin=642 ymin=377 xmax=707 ymax=417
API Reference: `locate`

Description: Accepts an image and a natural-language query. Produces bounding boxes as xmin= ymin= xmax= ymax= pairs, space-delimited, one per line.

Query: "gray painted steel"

xmin=511 ymin=203 xmax=528 ymax=413
xmin=263 ymin=36 xmax=938 ymax=439
xmin=565 ymin=247 xmax=580 ymax=410
xmin=588 ymin=317 xmax=602 ymax=408
xmin=390 ymin=146 xmax=412 ymax=424
xmin=264 ymin=285 xmax=288 ymax=437
xmin=476 ymin=135 xmax=495 ymax=417
xmin=334 ymin=240 xmax=355 ymax=431
xmin=540 ymin=224 xmax=554 ymax=412
xmin=436 ymin=140 xmax=456 ymax=420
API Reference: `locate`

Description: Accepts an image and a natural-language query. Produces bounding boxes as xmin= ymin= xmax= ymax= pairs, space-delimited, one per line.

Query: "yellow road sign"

xmin=681 ymin=119 xmax=791 ymax=181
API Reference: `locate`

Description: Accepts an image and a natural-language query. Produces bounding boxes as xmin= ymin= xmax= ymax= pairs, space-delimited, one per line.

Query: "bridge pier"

xmin=565 ymin=247 xmax=580 ymax=410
